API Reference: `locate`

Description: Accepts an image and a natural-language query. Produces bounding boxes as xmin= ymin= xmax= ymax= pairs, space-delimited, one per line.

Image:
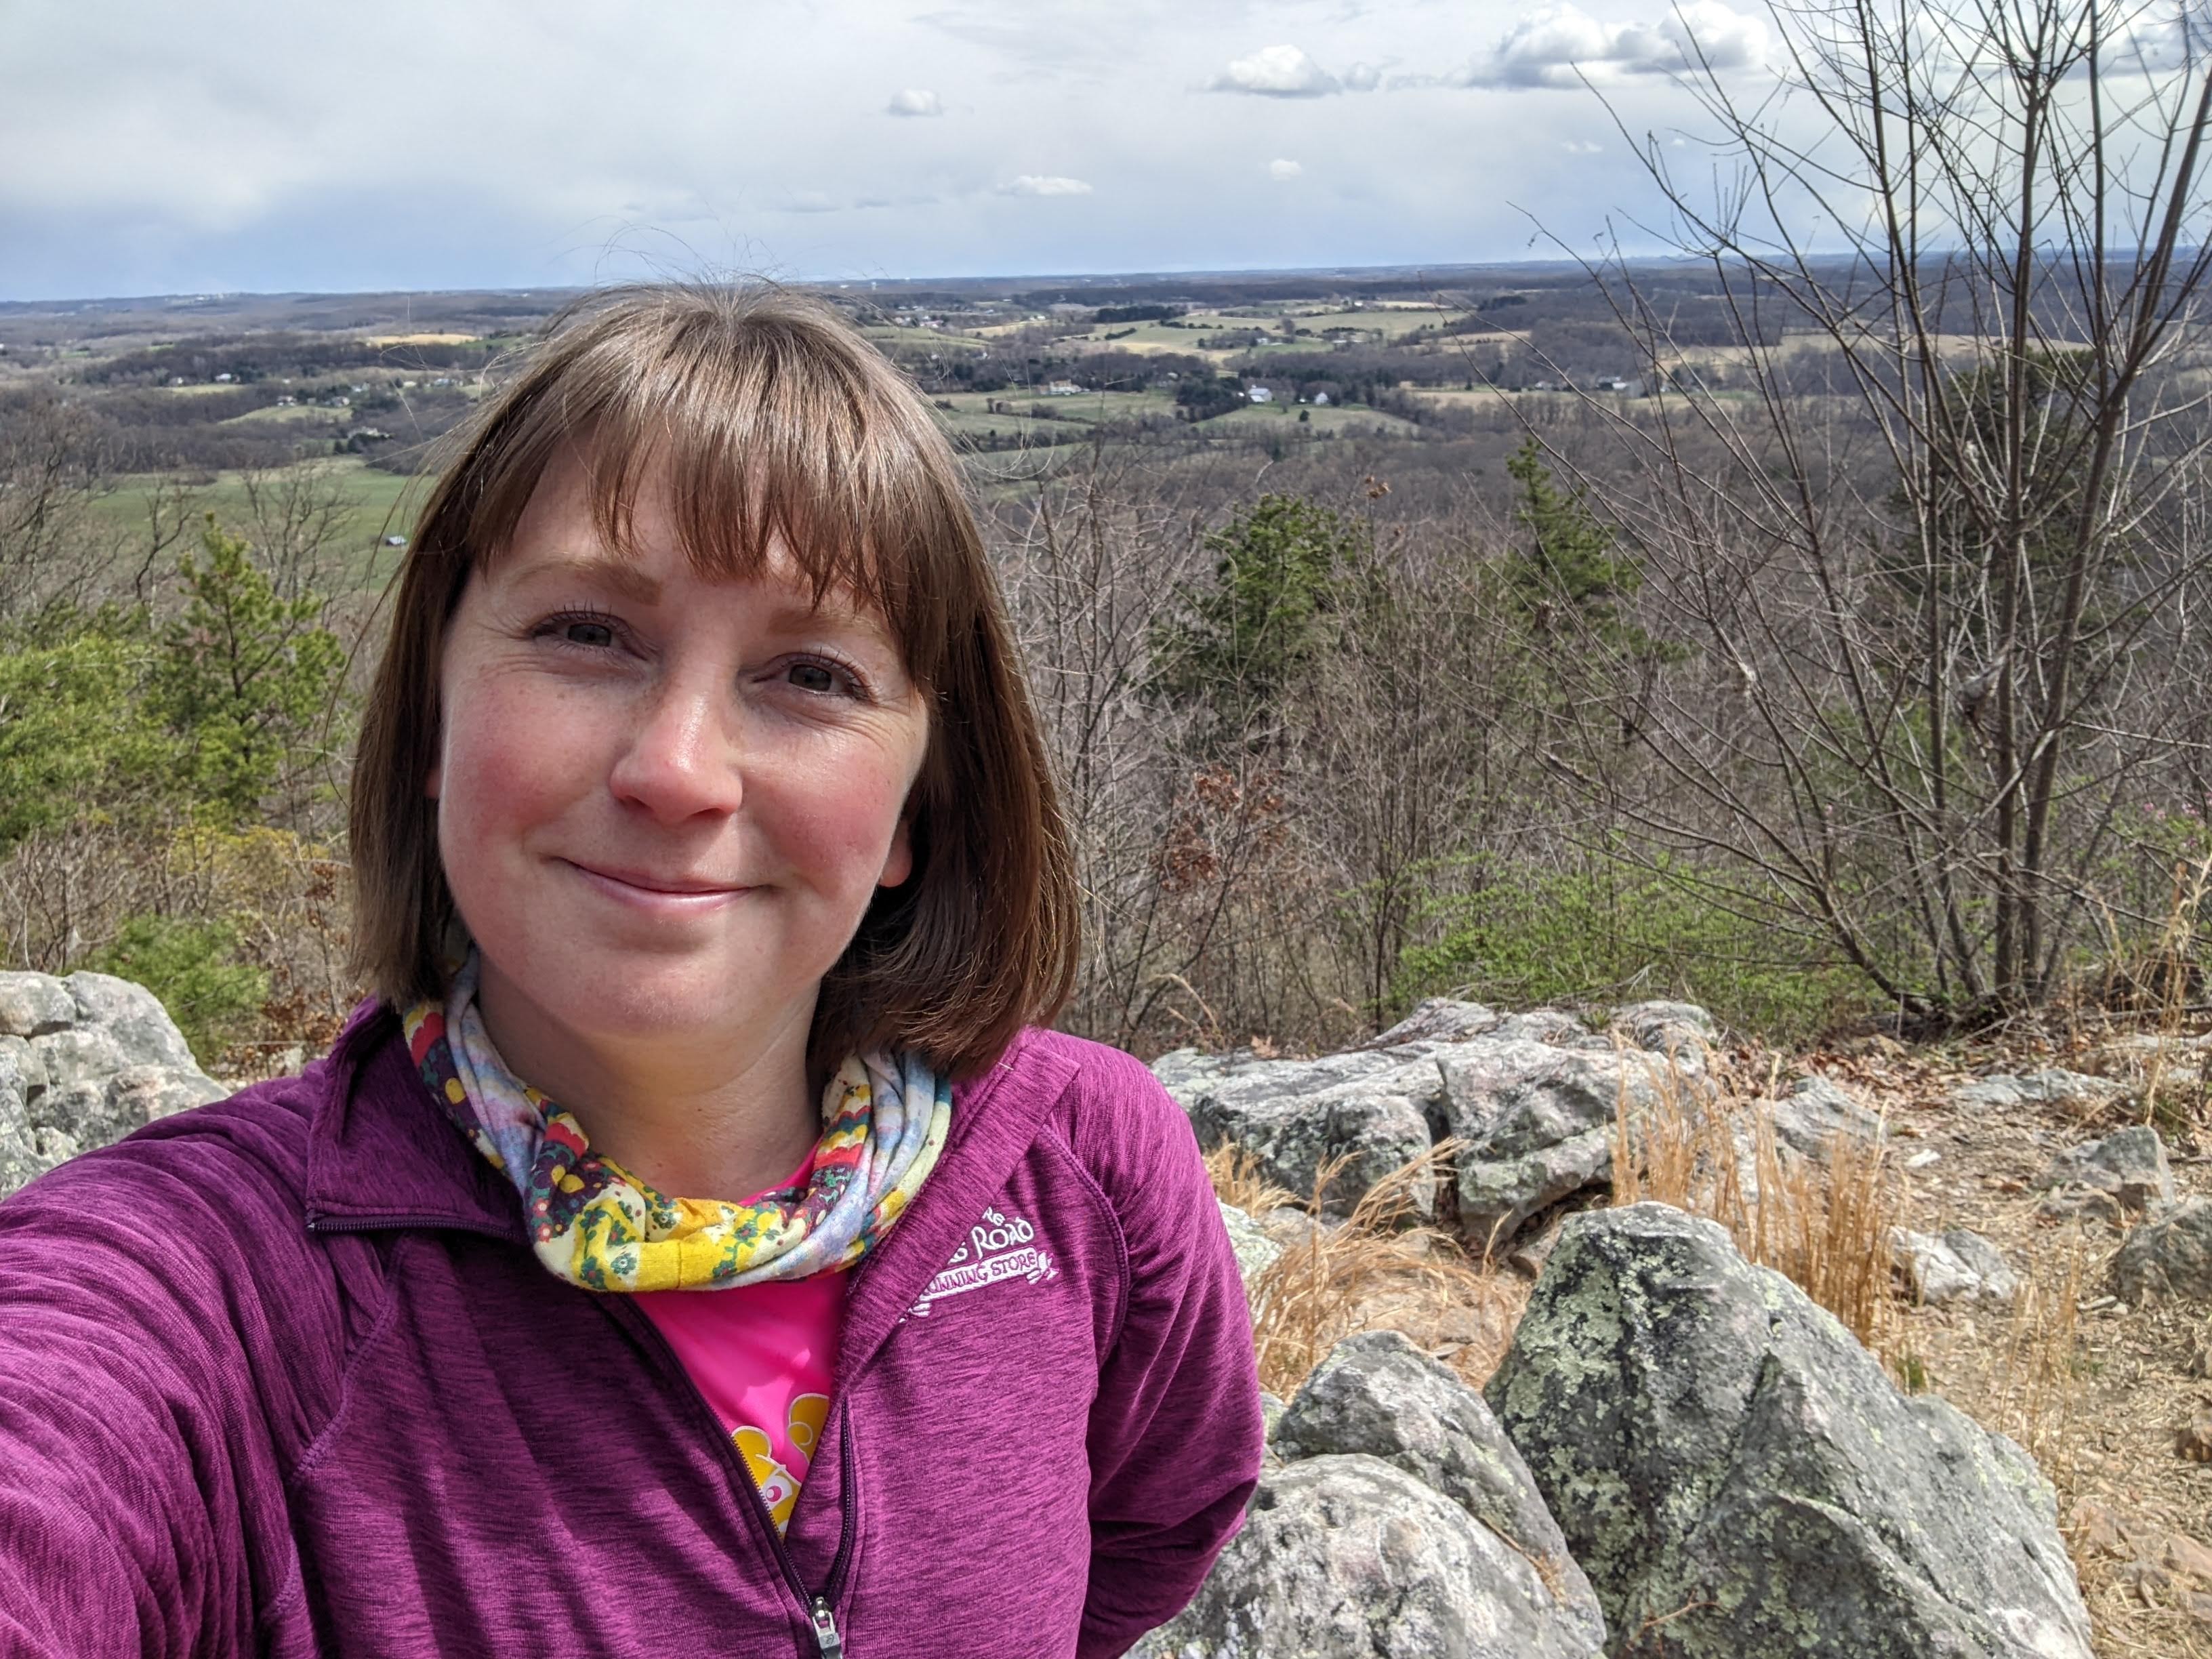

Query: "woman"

xmin=0 ymin=286 xmax=1263 ymax=1656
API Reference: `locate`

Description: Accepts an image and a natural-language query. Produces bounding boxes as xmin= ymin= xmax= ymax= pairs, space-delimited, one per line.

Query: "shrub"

xmin=1397 ymin=851 xmax=1867 ymax=1040
xmin=148 ymin=516 xmax=346 ymax=821
xmin=83 ymin=913 xmax=268 ymax=1067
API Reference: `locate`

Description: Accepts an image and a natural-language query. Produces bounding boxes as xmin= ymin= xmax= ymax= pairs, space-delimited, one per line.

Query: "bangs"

xmin=449 ymin=289 xmax=971 ymax=688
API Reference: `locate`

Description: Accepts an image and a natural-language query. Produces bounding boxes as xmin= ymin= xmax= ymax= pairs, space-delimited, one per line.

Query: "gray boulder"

xmin=0 ymin=1040 xmax=59 ymax=1194
xmin=1487 ymin=1204 xmax=2093 ymax=1659
xmin=1168 ymin=1052 xmax=1442 ymax=1221
xmin=1439 ymin=1041 xmax=1666 ymax=1249
xmin=1607 ymin=1001 xmax=1715 ymax=1075
xmin=1951 ymin=1068 xmax=2123 ymax=1112
xmin=2112 ymin=1197 xmax=2212 ymax=1303
xmin=0 ymin=972 xmax=224 ymax=1202
xmin=2034 ymin=1124 xmax=2172 ymax=1213
xmin=1767 ymin=1075 xmax=1885 ymax=1162
xmin=1486 ymin=1009 xmax=1606 ymax=1050
xmin=1219 ymin=1200 xmax=1286 ymax=1309
xmin=1139 ymin=1454 xmax=1603 ymax=1659
xmin=65 ymin=971 xmax=207 ymax=1074
xmin=1272 ymin=1331 xmax=1605 ymax=1653
xmin=0 ymin=972 xmax=78 ymax=1039
xmin=1368 ymin=998 xmax=1503 ymax=1047
xmin=1893 ymin=1227 xmax=2020 ymax=1307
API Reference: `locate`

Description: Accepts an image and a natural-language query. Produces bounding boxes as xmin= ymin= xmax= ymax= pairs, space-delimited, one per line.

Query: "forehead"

xmin=486 ymin=445 xmax=893 ymax=630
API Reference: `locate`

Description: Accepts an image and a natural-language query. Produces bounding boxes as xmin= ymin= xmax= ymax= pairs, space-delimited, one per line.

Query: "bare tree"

xmin=1541 ymin=0 xmax=2212 ymax=1020
xmin=0 ymin=388 xmax=114 ymax=619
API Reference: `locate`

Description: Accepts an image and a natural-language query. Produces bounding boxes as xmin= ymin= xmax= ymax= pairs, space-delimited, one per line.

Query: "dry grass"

xmin=1611 ymin=1050 xmax=1904 ymax=1354
xmin=1207 ymin=1142 xmax=1528 ymax=1399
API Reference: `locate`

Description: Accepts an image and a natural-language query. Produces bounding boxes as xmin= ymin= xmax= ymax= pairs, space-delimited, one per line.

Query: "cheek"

xmin=770 ymin=747 xmax=920 ymax=881
xmin=436 ymin=680 xmax=601 ymax=853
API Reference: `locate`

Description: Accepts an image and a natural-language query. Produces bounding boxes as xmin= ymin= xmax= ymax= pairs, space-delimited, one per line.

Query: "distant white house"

xmin=213 ymin=373 xmax=234 ymax=384
xmin=1247 ymin=386 xmax=1274 ymax=404
xmin=1594 ymin=375 xmax=1635 ymax=393
xmin=1313 ymin=391 xmax=1331 ymax=406
xmin=1044 ymin=381 xmax=1084 ymax=396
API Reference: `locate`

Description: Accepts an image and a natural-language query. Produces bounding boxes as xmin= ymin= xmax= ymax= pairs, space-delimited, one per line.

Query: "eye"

xmin=537 ymin=610 xmax=621 ymax=649
xmin=786 ymin=659 xmax=843 ymax=695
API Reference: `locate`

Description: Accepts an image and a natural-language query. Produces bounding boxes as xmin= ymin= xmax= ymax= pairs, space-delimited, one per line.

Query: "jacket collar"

xmin=302 ymin=998 xmax=527 ymax=1241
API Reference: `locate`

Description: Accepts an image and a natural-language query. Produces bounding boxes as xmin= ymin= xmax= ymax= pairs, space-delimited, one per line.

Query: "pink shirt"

xmin=633 ymin=1158 xmax=848 ymax=1534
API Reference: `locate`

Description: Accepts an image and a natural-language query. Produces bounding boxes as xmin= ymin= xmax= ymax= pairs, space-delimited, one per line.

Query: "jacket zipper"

xmin=303 ymin=1215 xmax=867 ymax=1652
xmin=609 ymin=1299 xmax=859 ymax=1657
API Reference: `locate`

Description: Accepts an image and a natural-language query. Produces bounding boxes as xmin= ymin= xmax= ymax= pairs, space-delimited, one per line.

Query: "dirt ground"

xmin=1779 ymin=1034 xmax=2212 ymax=1657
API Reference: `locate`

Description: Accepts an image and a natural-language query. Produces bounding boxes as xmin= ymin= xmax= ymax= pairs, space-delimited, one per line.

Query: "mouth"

xmin=559 ymin=859 xmax=752 ymax=905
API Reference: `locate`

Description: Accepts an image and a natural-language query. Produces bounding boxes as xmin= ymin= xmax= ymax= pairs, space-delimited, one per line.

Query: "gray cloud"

xmin=1442 ymin=1 xmax=1767 ymax=90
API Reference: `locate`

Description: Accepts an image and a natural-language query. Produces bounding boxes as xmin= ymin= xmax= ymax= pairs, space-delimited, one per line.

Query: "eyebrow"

xmin=508 ymin=554 xmax=663 ymax=605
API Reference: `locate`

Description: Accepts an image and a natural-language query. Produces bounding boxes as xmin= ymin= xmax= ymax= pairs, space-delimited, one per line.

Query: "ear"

xmin=878 ymin=815 xmax=914 ymax=889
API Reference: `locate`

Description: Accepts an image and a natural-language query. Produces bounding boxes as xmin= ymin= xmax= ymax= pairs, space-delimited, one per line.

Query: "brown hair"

xmin=350 ymin=282 xmax=1078 ymax=1080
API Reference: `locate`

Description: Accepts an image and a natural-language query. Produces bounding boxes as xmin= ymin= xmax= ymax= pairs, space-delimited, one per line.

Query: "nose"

xmin=607 ymin=676 xmax=745 ymax=823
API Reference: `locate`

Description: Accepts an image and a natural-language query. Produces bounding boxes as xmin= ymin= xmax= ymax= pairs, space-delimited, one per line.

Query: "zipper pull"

xmin=808 ymin=1594 xmax=845 ymax=1657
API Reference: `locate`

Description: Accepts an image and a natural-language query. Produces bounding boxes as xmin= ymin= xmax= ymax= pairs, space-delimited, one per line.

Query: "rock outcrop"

xmin=1951 ymin=1067 xmax=2124 ymax=1113
xmin=2112 ymin=1197 xmax=2212 ymax=1303
xmin=1763 ymin=1074 xmax=1884 ymax=1162
xmin=1141 ymin=1330 xmax=1604 ymax=1659
xmin=1893 ymin=1226 xmax=2021 ymax=1307
xmin=1218 ymin=1200 xmax=1286 ymax=1319
xmin=1158 ymin=1045 xmax=1449 ymax=1221
xmin=2034 ymin=1124 xmax=2173 ymax=1218
xmin=1156 ymin=998 xmax=1708 ymax=1246
xmin=0 ymin=970 xmax=224 ymax=1200
xmin=1486 ymin=1204 xmax=2093 ymax=1659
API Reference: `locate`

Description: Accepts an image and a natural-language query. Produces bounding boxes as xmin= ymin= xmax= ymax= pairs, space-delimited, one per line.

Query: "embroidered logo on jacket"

xmin=907 ymin=1206 xmax=1057 ymax=1317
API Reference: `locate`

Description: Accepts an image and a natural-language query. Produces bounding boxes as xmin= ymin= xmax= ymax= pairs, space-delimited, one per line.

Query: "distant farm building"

xmin=1044 ymin=382 xmax=1084 ymax=396
xmin=1246 ymin=386 xmax=1274 ymax=404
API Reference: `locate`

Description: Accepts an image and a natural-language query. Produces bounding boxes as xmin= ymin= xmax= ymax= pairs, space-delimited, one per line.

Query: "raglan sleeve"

xmin=1073 ymin=1051 xmax=1264 ymax=1659
xmin=0 ymin=1134 xmax=314 ymax=1656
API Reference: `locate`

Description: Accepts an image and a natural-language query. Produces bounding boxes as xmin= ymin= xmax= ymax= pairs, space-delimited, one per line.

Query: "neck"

xmin=472 ymin=961 xmax=822 ymax=1201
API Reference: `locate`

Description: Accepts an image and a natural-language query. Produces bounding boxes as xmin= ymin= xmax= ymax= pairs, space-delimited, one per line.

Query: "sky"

xmin=0 ymin=0 xmax=1777 ymax=300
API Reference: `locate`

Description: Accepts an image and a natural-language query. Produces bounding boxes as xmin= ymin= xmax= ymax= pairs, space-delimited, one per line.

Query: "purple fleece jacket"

xmin=0 ymin=1003 xmax=1262 ymax=1657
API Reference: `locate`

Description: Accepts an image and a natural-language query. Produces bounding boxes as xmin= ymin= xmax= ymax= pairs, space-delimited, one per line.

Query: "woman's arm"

xmin=0 ymin=1123 xmax=327 ymax=1653
xmin=1070 ymin=1054 xmax=1264 ymax=1659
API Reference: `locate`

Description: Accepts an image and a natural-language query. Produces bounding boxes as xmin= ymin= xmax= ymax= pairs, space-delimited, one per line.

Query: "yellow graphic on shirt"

xmin=733 ymin=1397 xmax=831 ymax=1536
xmin=734 ymin=1427 xmax=800 ymax=1532
xmin=787 ymin=1393 xmax=830 ymax=1462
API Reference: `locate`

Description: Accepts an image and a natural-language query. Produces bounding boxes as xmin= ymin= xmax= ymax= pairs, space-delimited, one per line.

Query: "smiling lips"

xmin=562 ymin=859 xmax=752 ymax=907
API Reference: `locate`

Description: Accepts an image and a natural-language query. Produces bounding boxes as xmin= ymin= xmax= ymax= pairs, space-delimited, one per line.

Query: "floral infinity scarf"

xmin=401 ymin=951 xmax=951 ymax=1292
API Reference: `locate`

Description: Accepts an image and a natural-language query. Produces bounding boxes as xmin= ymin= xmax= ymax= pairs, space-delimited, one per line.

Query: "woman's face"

xmin=428 ymin=451 xmax=932 ymax=1059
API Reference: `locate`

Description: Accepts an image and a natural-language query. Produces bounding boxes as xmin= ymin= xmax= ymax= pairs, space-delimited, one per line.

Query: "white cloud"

xmin=1561 ymin=139 xmax=1601 ymax=153
xmin=1449 ymin=1 xmax=1768 ymax=90
xmin=999 ymin=173 xmax=1093 ymax=197
xmin=1269 ymin=158 xmax=1303 ymax=180
xmin=1212 ymin=43 xmax=1340 ymax=98
xmin=886 ymin=88 xmax=945 ymax=117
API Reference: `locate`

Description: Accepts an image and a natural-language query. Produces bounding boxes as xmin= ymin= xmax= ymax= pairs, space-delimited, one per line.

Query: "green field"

xmin=1195 ymin=402 xmax=1422 ymax=438
xmin=88 ymin=461 xmax=427 ymax=588
xmin=927 ymin=388 xmax=1176 ymax=447
xmin=219 ymin=403 xmax=346 ymax=426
